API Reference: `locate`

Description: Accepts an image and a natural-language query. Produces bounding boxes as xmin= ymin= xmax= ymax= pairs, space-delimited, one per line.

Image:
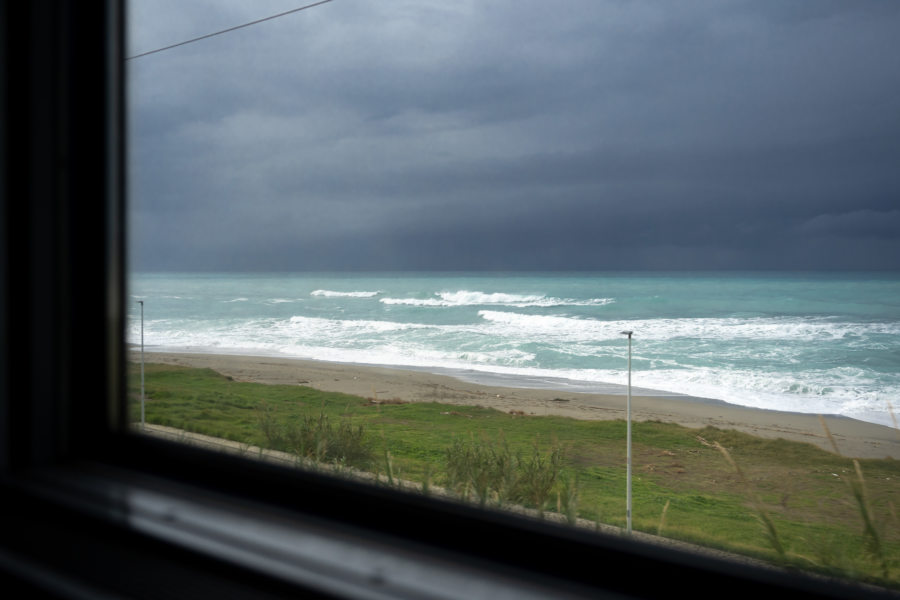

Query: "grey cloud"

xmin=127 ymin=0 xmax=900 ymax=271
xmin=798 ymin=210 xmax=900 ymax=239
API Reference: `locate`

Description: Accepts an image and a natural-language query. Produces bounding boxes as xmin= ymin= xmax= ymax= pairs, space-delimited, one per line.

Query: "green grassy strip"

xmin=128 ymin=363 xmax=900 ymax=587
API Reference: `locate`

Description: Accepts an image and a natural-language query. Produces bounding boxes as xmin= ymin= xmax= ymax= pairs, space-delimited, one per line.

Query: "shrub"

xmin=257 ymin=402 xmax=372 ymax=467
xmin=445 ymin=433 xmax=563 ymax=514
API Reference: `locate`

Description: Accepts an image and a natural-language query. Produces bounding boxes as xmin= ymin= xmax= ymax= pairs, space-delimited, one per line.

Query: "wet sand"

xmin=137 ymin=351 xmax=900 ymax=459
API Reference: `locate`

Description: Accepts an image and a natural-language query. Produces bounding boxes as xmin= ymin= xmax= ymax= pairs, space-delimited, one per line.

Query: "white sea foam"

xmin=311 ymin=290 xmax=380 ymax=298
xmin=477 ymin=311 xmax=900 ymax=343
xmin=379 ymin=297 xmax=447 ymax=306
xmin=285 ymin=315 xmax=435 ymax=335
xmin=380 ymin=290 xmax=614 ymax=308
xmin=229 ymin=343 xmax=540 ymax=374
xmin=631 ymin=367 xmax=899 ymax=426
xmin=222 ymin=297 xmax=249 ymax=303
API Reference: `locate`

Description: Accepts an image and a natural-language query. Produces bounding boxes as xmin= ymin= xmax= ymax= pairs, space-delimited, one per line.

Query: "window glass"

xmin=127 ymin=1 xmax=900 ymax=589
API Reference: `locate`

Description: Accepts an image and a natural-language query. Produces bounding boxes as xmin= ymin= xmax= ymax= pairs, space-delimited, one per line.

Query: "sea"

xmin=128 ymin=272 xmax=900 ymax=428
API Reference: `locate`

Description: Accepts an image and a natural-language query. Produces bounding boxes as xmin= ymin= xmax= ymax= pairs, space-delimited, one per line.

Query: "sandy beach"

xmin=137 ymin=351 xmax=900 ymax=460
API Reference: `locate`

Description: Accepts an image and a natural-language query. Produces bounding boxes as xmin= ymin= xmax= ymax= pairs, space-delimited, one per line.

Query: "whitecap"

xmin=285 ymin=314 xmax=431 ymax=334
xmin=310 ymin=290 xmax=380 ymax=298
xmin=380 ymin=290 xmax=614 ymax=308
xmin=477 ymin=311 xmax=900 ymax=343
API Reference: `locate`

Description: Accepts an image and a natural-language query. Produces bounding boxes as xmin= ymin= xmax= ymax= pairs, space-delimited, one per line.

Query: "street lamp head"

xmin=620 ymin=330 xmax=633 ymax=336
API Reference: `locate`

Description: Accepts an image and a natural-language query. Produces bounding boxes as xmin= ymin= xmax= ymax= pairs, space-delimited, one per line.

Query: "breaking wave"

xmin=381 ymin=290 xmax=614 ymax=308
xmin=477 ymin=311 xmax=900 ymax=343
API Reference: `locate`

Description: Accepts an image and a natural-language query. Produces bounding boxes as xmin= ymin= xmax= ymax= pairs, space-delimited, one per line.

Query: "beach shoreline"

xmin=134 ymin=351 xmax=900 ymax=460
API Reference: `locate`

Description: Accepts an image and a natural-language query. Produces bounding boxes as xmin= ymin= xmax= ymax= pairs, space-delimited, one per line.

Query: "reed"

xmin=819 ymin=415 xmax=890 ymax=579
xmin=714 ymin=441 xmax=785 ymax=561
xmin=851 ymin=459 xmax=888 ymax=578
xmin=421 ymin=464 xmax=432 ymax=497
xmin=383 ymin=447 xmax=396 ymax=487
xmin=560 ymin=475 xmax=579 ymax=526
xmin=657 ymin=499 xmax=671 ymax=537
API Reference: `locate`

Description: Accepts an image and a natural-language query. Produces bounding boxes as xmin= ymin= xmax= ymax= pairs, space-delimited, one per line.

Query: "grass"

xmin=128 ymin=362 xmax=900 ymax=589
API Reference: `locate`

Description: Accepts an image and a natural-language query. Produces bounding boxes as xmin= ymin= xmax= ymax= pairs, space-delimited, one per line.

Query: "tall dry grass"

xmin=819 ymin=415 xmax=890 ymax=579
xmin=714 ymin=440 xmax=786 ymax=561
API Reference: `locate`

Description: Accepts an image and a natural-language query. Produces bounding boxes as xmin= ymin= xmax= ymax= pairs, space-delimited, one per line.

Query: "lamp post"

xmin=621 ymin=330 xmax=633 ymax=534
xmin=138 ymin=300 xmax=145 ymax=430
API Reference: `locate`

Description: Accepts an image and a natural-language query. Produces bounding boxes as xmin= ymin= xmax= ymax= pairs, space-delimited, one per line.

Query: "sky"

xmin=128 ymin=0 xmax=900 ymax=272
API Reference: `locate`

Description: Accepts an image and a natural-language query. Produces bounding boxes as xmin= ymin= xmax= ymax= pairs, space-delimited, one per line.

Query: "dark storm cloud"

xmin=128 ymin=0 xmax=900 ymax=271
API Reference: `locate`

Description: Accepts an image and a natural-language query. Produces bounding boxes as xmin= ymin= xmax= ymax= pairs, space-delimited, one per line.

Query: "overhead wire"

xmin=126 ymin=0 xmax=334 ymax=60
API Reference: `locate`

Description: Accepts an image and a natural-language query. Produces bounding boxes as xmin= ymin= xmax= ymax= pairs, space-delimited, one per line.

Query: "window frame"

xmin=1 ymin=2 xmax=893 ymax=598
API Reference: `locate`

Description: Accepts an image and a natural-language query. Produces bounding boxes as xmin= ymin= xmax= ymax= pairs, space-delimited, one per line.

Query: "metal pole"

xmin=139 ymin=300 xmax=145 ymax=430
xmin=621 ymin=330 xmax=633 ymax=534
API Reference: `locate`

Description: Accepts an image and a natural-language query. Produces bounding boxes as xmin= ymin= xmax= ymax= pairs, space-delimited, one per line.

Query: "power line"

xmin=126 ymin=0 xmax=334 ymax=60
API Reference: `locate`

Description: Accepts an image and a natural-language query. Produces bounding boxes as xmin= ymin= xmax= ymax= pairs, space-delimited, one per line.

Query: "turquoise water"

xmin=128 ymin=272 xmax=900 ymax=427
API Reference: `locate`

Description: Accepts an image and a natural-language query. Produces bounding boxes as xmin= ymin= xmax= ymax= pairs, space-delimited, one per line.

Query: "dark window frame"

xmin=1 ymin=2 xmax=892 ymax=598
